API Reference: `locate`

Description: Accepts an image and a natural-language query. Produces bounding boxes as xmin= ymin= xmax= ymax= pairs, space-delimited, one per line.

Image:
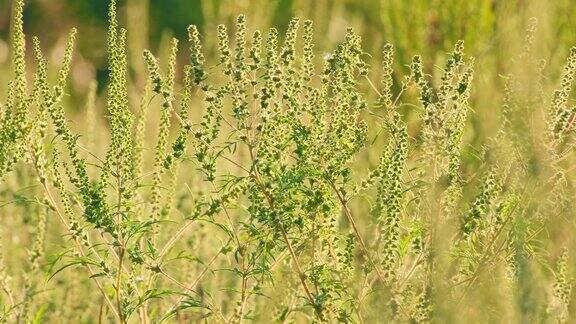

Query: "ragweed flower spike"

xmin=380 ymin=43 xmax=394 ymax=108
xmin=188 ymin=25 xmax=206 ymax=86
xmin=217 ymin=24 xmax=232 ymax=76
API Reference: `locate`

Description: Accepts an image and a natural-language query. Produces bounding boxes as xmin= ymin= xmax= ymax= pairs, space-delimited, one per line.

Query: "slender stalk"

xmin=328 ymin=180 xmax=387 ymax=284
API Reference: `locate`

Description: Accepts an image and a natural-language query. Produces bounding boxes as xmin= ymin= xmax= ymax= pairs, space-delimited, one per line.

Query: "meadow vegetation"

xmin=0 ymin=0 xmax=575 ymax=322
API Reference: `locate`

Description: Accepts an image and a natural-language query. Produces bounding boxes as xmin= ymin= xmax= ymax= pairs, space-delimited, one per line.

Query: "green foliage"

xmin=0 ymin=1 xmax=575 ymax=323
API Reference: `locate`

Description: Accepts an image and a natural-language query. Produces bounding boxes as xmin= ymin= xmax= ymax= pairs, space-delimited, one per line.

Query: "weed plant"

xmin=0 ymin=0 xmax=574 ymax=323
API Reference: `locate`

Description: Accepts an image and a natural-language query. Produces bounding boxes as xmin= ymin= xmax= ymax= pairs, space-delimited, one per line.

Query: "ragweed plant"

xmin=0 ymin=1 xmax=575 ymax=323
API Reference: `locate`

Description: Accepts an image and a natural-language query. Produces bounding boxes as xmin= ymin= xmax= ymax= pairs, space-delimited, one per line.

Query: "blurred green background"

xmin=0 ymin=0 xmax=573 ymax=82
xmin=0 ymin=0 xmax=575 ymax=135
